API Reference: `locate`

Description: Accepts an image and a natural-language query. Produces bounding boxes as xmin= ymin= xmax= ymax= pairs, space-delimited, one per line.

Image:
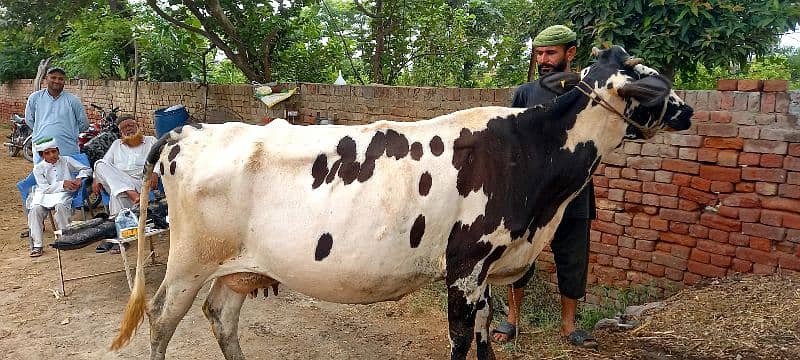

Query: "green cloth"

xmin=532 ymin=25 xmax=576 ymax=47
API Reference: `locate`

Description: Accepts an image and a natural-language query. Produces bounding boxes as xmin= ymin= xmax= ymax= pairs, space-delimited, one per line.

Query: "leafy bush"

xmin=0 ymin=31 xmax=49 ymax=83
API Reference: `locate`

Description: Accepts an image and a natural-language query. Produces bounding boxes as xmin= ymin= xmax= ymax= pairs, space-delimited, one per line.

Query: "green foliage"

xmin=133 ymin=5 xmax=208 ymax=82
xmin=746 ymin=54 xmax=792 ymax=80
xmin=564 ymin=0 xmax=800 ymax=79
xmin=208 ymin=59 xmax=248 ymax=84
xmin=673 ymin=63 xmax=732 ymax=90
xmin=59 ymin=6 xmax=133 ymax=79
xmin=0 ymin=30 xmax=48 ymax=83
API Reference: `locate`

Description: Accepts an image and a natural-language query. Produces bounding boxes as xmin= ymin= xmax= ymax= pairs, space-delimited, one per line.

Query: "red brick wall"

xmin=3 ymin=79 xmax=798 ymax=302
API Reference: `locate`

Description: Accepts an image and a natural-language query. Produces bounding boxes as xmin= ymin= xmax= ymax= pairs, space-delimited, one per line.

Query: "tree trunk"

xmin=370 ymin=0 xmax=386 ymax=84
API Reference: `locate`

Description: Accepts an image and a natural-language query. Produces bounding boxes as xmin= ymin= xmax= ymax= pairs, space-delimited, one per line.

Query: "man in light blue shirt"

xmin=25 ymin=67 xmax=89 ymax=163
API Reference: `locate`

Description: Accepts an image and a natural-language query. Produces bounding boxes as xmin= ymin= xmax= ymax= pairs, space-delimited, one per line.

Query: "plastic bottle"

xmin=115 ymin=208 xmax=139 ymax=240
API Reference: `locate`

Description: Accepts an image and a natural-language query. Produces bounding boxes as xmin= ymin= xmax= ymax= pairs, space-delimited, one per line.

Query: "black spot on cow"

xmin=169 ymin=161 xmax=177 ymax=175
xmin=419 ymin=172 xmax=432 ymax=196
xmin=338 ymin=161 xmax=360 ymax=184
xmin=410 ymin=142 xmax=423 ymax=160
xmin=410 ymin=215 xmax=425 ymax=248
xmin=315 ymin=233 xmax=333 ymax=261
xmin=326 ymin=160 xmax=341 ymax=184
xmin=311 ymin=154 xmax=329 ymax=189
xmin=173 ymin=126 xmax=183 ymax=134
xmin=167 ymin=144 xmax=181 ymax=161
xmin=606 ymin=82 xmax=614 ymax=89
xmin=335 ymin=136 xmax=360 ymax=184
xmin=188 ymin=122 xmax=203 ymax=129
xmin=478 ymin=245 xmax=507 ymax=284
xmin=385 ymin=129 xmax=409 ymax=159
xmin=167 ymin=139 xmax=179 ymax=146
xmin=358 ymin=131 xmax=387 ymax=183
xmin=429 ymin=136 xmax=444 ymax=156
xmin=159 ymin=162 xmax=164 ymax=175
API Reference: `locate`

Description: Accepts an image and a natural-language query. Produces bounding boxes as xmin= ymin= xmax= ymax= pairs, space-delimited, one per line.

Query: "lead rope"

xmin=574 ymin=80 xmax=667 ymax=138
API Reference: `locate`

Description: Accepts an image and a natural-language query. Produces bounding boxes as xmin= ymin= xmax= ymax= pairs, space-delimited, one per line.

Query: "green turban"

xmin=532 ymin=25 xmax=576 ymax=47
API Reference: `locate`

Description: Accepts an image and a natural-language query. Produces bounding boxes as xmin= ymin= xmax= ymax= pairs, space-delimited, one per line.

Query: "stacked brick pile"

xmin=536 ymin=79 xmax=800 ymax=300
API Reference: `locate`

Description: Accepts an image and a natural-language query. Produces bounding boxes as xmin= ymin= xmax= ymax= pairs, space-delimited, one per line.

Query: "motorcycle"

xmin=4 ymin=113 xmax=33 ymax=162
xmin=81 ymin=103 xmax=121 ymax=167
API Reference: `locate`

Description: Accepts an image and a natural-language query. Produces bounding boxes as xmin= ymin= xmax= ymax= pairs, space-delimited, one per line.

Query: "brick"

xmin=678 ymin=199 xmax=702 ymax=211
xmin=743 ymin=139 xmax=788 ymax=154
xmin=678 ymin=147 xmax=698 ymax=160
xmin=637 ymin=170 xmax=655 ymax=182
xmin=753 ymin=263 xmax=776 ymax=274
xmin=654 ymin=170 xmax=673 ymax=183
xmin=733 ymin=92 xmax=749 ymax=110
xmin=596 ymin=253 xmax=613 ymax=265
xmin=755 ymin=182 xmax=778 ymax=196
xmin=659 ymin=196 xmax=679 ymax=208
xmin=622 ymin=141 xmax=642 ymax=155
xmin=625 ymin=227 xmax=659 ymax=240
xmin=748 ymin=92 xmax=762 ymax=112
xmin=742 ymin=167 xmax=787 ymax=183
xmin=710 ymin=181 xmax=734 ymax=193
xmin=635 ymin=240 xmax=656 ymax=252
xmin=642 ymin=182 xmax=679 ymax=196
xmin=776 ymin=92 xmax=790 ymax=112
xmin=790 ymin=144 xmax=800 ymax=157
xmin=709 ymin=111 xmax=732 ymax=123
xmin=760 ymin=210 xmax=785 ymax=227
xmin=660 ymin=232 xmax=698 ymax=247
xmin=760 ymin=92 xmax=776 ymax=112
xmin=790 ymin=172 xmax=800 ymax=185
xmin=737 ymin=79 xmax=762 ymax=91
xmin=619 ymin=247 xmax=652 ymax=261
xmin=614 ymin=212 xmax=633 ymax=226
xmin=729 ymin=233 xmax=750 ymax=246
xmin=605 ymin=167 xmax=621 ymax=178
xmin=628 ymin=156 xmax=662 ymax=170
xmin=670 ymin=222 xmax=690 ymax=234
xmin=699 ymin=165 xmax=742 ymax=182
xmin=596 ymin=210 xmax=615 ymax=222
xmin=779 ymin=253 xmax=800 ymax=270
xmin=602 ymin=233 xmax=619 ymax=245
xmin=741 ymin=223 xmax=786 ymax=241
xmin=697 ymin=148 xmax=719 ymax=163
xmin=775 ymin=241 xmax=794 ymax=254
xmin=691 ymin=248 xmax=711 ymax=263
xmin=704 ymin=137 xmax=744 ymax=149
xmin=659 ymin=208 xmax=700 ymax=223
xmin=696 ymin=239 xmax=736 ymax=256
xmin=684 ymin=272 xmax=703 ymax=285
xmin=609 ymin=179 xmax=642 ymax=191
xmin=700 ymin=213 xmax=741 ymax=232
xmin=632 ymin=213 xmax=650 ymax=228
xmin=652 ymin=251 xmax=688 ymax=270
xmin=738 ymin=152 xmax=760 ymax=166
xmin=672 ymin=173 xmax=692 ymax=186
xmin=690 ymin=176 xmax=712 ymax=191
xmin=621 ymin=168 xmax=638 ymax=179
xmin=720 ymin=193 xmax=760 ymax=208
xmin=650 ymin=218 xmax=669 ymax=231
xmin=592 ymin=220 xmax=625 ymax=235
xmin=664 ymin=267 xmax=684 ymax=281
xmin=716 ymin=150 xmax=739 ymax=167
xmin=785 ymin=156 xmax=800 ymax=171
xmin=763 ymin=79 xmax=789 ymax=92
xmin=590 ymin=242 xmax=619 ymax=256
xmin=608 ymin=188 xmax=625 ymax=201
xmin=785 ymin=213 xmax=800 ymax=230
xmin=716 ymin=79 xmax=738 ymax=91
xmin=618 ymin=235 xmax=635 ymax=248
xmin=760 ymin=197 xmax=800 ymax=213
xmin=717 ymin=205 xmax=738 ymax=219
xmin=689 ymin=224 xmax=709 ymax=238
xmin=733 ymin=111 xmax=756 ymax=125
xmin=688 ymin=260 xmax=727 ymax=278
xmin=749 ymin=237 xmax=773 ymax=252
xmin=662 ymin=159 xmax=700 ymax=174
xmin=738 ymin=126 xmax=760 ymax=139
xmin=624 ymin=191 xmax=643 ymax=204
xmin=671 ymin=244 xmax=691 ymax=259
xmin=761 ymin=128 xmax=800 ymax=141
xmin=739 ymin=208 xmax=761 ymax=222
xmin=646 ymin=263 xmax=666 ymax=277
xmin=642 ymin=193 xmax=660 ymax=206
xmin=678 ymin=187 xmax=717 ymax=206
xmin=756 ymin=113 xmax=777 ymax=125
xmin=730 ymin=258 xmax=753 ymax=273
xmin=759 ymin=154 xmax=785 ymax=168
xmin=612 ymin=256 xmax=630 ymax=269
xmin=708 ymin=229 xmax=729 ymax=243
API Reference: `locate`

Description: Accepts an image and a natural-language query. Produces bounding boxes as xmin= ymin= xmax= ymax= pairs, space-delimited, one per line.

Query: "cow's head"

xmin=577 ymin=46 xmax=693 ymax=139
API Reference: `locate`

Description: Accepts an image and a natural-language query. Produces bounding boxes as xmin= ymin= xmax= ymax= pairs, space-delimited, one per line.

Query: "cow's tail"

xmin=111 ymin=135 xmax=170 ymax=350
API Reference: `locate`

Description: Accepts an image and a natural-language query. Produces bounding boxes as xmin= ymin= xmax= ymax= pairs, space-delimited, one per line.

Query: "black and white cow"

xmin=112 ymin=46 xmax=692 ymax=360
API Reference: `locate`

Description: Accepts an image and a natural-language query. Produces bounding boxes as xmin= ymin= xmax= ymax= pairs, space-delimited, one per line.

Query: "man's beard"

xmin=538 ymin=58 xmax=569 ymax=74
xmin=122 ymin=132 xmax=144 ymax=147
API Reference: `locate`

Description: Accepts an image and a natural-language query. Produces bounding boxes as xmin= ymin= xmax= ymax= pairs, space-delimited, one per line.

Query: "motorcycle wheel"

xmin=5 ymin=142 xmax=20 ymax=157
xmin=21 ymin=138 xmax=33 ymax=162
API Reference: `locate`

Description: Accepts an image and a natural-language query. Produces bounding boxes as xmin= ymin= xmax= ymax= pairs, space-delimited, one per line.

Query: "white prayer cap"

xmin=34 ymin=137 xmax=58 ymax=152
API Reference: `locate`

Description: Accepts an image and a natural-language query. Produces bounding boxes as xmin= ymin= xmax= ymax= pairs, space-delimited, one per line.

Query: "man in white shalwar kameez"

xmin=92 ymin=114 xmax=157 ymax=216
xmin=27 ymin=138 xmax=92 ymax=257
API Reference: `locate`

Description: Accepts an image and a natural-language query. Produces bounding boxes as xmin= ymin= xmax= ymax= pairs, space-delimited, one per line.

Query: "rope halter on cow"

xmin=574 ymin=80 xmax=668 ymax=139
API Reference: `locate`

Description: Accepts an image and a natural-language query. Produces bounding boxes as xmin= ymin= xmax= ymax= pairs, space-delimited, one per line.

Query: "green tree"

xmin=59 ymin=5 xmax=134 ymax=79
xmin=0 ymin=29 xmax=49 ymax=83
xmin=134 ymin=6 xmax=209 ymax=82
xmin=564 ymin=0 xmax=800 ymax=80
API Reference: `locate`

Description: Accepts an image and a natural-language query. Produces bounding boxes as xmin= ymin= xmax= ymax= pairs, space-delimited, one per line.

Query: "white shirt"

xmin=101 ymin=136 xmax=157 ymax=180
xmin=30 ymin=155 xmax=92 ymax=208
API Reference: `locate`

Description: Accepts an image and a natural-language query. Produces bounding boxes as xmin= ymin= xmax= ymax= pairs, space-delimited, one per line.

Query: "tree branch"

xmin=353 ymin=0 xmax=378 ymax=18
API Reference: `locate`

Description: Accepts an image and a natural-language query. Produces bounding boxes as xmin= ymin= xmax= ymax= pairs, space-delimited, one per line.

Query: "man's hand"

xmin=92 ymin=180 xmax=103 ymax=195
xmin=63 ymin=179 xmax=82 ymax=191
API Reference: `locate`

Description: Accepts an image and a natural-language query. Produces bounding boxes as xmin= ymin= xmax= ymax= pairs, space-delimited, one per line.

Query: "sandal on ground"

xmin=95 ymin=242 xmax=114 ymax=253
xmin=490 ymin=321 xmax=517 ymax=343
xmin=565 ymin=329 xmax=598 ymax=349
xmin=109 ymin=243 xmax=129 ymax=255
xmin=29 ymin=247 xmax=43 ymax=257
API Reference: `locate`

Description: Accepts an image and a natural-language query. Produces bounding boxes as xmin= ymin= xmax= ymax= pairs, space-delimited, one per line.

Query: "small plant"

xmin=577 ymin=281 xmax=662 ymax=330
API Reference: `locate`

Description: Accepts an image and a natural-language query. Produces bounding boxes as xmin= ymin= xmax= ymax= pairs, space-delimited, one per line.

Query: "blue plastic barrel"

xmin=154 ymin=105 xmax=189 ymax=138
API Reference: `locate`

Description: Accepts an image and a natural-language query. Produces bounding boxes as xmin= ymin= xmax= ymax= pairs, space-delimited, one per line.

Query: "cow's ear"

xmin=618 ymin=75 xmax=671 ymax=107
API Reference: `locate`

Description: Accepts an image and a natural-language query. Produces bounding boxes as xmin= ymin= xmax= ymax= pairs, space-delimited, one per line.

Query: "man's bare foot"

xmin=125 ymin=190 xmax=140 ymax=204
xmin=491 ymin=321 xmax=517 ymax=343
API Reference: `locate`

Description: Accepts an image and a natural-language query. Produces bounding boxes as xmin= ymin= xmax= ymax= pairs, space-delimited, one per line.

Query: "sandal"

xmin=565 ymin=329 xmax=598 ymax=349
xmin=29 ymin=247 xmax=43 ymax=257
xmin=490 ymin=321 xmax=517 ymax=343
xmin=95 ymin=242 xmax=114 ymax=253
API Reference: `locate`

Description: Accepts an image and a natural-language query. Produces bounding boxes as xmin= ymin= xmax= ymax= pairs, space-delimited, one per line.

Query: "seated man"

xmin=92 ymin=114 xmax=158 ymax=253
xmin=27 ymin=138 xmax=92 ymax=257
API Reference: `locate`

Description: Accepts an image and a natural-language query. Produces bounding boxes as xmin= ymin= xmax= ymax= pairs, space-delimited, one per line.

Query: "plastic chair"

xmin=16 ymin=153 xmax=92 ymax=221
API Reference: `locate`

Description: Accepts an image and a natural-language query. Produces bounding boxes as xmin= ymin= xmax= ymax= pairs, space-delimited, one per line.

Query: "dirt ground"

xmin=2 ymin=120 xmax=798 ymax=359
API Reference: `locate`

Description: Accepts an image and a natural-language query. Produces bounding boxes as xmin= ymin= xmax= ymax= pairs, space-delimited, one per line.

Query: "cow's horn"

xmin=591 ymin=47 xmax=601 ymax=57
xmin=625 ymin=57 xmax=643 ymax=67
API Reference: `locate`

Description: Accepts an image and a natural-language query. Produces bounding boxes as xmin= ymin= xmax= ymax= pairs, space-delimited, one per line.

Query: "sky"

xmin=781 ymin=31 xmax=800 ymax=48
